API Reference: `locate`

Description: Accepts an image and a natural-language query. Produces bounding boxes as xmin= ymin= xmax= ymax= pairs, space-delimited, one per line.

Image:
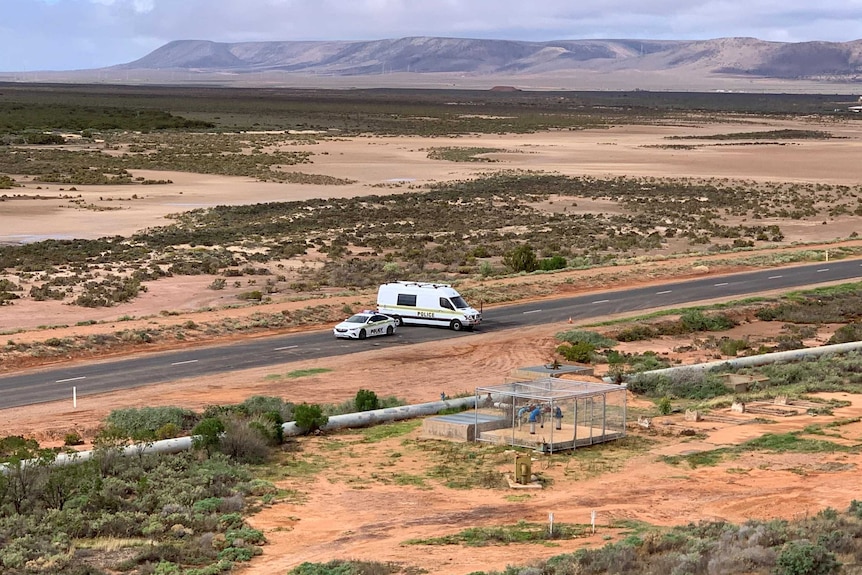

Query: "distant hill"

xmin=116 ymin=36 xmax=862 ymax=82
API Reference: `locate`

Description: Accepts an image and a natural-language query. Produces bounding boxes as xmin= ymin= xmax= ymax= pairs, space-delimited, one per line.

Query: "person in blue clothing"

xmin=553 ymin=406 xmax=563 ymax=430
xmin=517 ymin=404 xmax=531 ymax=429
xmin=528 ymin=404 xmax=543 ymax=433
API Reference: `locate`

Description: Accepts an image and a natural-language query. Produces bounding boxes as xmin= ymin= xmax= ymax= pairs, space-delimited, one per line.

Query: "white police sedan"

xmin=333 ymin=311 xmax=397 ymax=339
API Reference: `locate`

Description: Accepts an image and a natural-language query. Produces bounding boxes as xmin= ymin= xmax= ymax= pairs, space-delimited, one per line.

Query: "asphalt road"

xmin=2 ymin=259 xmax=861 ymax=409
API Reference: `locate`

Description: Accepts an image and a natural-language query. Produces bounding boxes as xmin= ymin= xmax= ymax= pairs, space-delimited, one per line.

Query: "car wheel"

xmin=394 ymin=316 xmax=404 ymax=326
xmin=450 ymin=319 xmax=463 ymax=331
xmin=386 ymin=325 xmax=394 ymax=335
xmin=358 ymin=329 xmax=366 ymax=340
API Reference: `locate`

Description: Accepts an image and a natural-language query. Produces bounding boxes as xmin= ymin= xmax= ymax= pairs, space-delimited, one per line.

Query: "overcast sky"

xmin=2 ymin=0 xmax=862 ymax=71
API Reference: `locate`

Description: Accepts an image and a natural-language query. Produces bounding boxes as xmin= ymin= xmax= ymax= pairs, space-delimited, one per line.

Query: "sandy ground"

xmin=3 ymin=117 xmax=862 ymax=244
xmin=2 ymin=116 xmax=862 ymax=573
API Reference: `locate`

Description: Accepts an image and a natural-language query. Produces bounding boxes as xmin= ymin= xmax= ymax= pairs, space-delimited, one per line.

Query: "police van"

xmin=376 ymin=281 xmax=482 ymax=331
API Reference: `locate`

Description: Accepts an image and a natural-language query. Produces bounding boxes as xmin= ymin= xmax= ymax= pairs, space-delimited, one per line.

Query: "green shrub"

xmin=106 ymin=406 xmax=197 ymax=440
xmin=293 ymin=403 xmax=328 ymax=434
xmin=503 ymin=244 xmax=537 ymax=273
xmin=615 ymin=324 xmax=658 ymax=342
xmin=248 ymin=412 xmax=284 ymax=445
xmin=226 ymin=526 xmax=265 ymax=545
xmin=239 ymin=395 xmax=295 ymax=421
xmin=289 ymin=560 xmax=397 ymax=575
xmin=193 ymin=497 xmax=223 ymax=514
xmin=718 ymin=337 xmax=750 ymax=356
xmin=627 ymin=374 xmax=666 ymax=396
xmin=679 ymin=310 xmax=738 ymax=332
xmin=556 ymin=329 xmax=617 ymax=348
xmin=538 ymin=255 xmax=567 ymax=271
xmin=218 ymin=546 xmax=254 ymax=562
xmin=657 ymin=396 xmax=672 ymax=415
xmin=775 ymin=540 xmax=840 ymax=575
xmin=63 ymin=432 xmax=84 ymax=446
xmin=219 ymin=418 xmax=271 ymax=463
xmin=662 ymin=375 xmax=730 ymax=400
xmin=624 ymin=351 xmax=672 ymax=373
xmin=354 ymin=389 xmax=380 ymax=412
xmin=192 ymin=417 xmax=225 ymax=455
xmin=155 ymin=422 xmax=181 ymax=440
xmin=0 ymin=435 xmax=43 ymax=459
xmin=556 ymin=341 xmax=595 ymax=363
xmin=828 ymin=322 xmax=862 ymax=344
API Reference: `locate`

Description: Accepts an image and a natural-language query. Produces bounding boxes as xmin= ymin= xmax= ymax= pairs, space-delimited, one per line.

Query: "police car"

xmin=333 ymin=311 xmax=397 ymax=339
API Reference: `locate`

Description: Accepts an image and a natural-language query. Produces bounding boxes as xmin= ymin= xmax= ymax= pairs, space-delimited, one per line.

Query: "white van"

xmin=377 ymin=281 xmax=482 ymax=331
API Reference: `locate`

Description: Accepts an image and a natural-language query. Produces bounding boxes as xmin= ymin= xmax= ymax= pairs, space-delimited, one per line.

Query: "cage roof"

xmin=476 ymin=378 xmax=624 ymax=401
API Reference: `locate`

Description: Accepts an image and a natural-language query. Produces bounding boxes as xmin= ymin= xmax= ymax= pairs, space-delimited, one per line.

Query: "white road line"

xmin=714 ymin=282 xmax=728 ymax=287
xmin=817 ymin=268 xmax=829 ymax=273
xmin=274 ymin=345 xmax=299 ymax=351
xmin=56 ymin=376 xmax=86 ymax=383
xmin=768 ymin=275 xmax=783 ymax=279
xmin=171 ymin=359 xmax=199 ymax=366
xmin=522 ymin=309 xmax=542 ymax=315
xmin=592 ymin=299 xmax=610 ymax=304
xmin=656 ymin=290 xmax=672 ymax=295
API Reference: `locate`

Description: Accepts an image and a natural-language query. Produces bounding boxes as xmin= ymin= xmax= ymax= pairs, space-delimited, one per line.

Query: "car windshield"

xmin=345 ymin=315 xmax=370 ymax=324
xmin=451 ymin=296 xmax=469 ymax=309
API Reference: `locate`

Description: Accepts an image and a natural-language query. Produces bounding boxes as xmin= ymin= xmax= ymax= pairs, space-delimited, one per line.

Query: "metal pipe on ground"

xmin=1 ymin=397 xmax=476 ymax=473
xmin=607 ymin=341 xmax=862 ymax=384
xmin=282 ymin=396 xmax=476 ymax=436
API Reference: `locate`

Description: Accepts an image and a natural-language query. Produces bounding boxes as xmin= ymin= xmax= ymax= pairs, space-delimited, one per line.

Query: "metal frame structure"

xmin=474 ymin=378 xmax=626 ymax=453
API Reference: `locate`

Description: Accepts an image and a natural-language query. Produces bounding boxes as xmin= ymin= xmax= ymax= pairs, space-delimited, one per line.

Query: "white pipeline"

xmin=282 ymin=396 xmax=476 ymax=436
xmin=1 ymin=397 xmax=476 ymax=473
xmin=610 ymin=341 xmax=862 ymax=384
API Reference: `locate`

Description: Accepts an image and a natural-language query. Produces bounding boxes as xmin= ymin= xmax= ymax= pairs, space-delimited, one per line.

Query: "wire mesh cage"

xmin=474 ymin=378 xmax=627 ymax=453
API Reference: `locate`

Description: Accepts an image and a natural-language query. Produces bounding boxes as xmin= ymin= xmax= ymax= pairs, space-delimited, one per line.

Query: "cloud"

xmin=2 ymin=0 xmax=861 ymax=71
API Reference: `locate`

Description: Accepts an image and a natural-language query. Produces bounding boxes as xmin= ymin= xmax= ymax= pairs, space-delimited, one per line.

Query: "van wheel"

xmin=394 ymin=316 xmax=404 ymax=326
xmin=450 ymin=319 xmax=463 ymax=331
xmin=358 ymin=329 xmax=366 ymax=340
xmin=386 ymin=325 xmax=394 ymax=335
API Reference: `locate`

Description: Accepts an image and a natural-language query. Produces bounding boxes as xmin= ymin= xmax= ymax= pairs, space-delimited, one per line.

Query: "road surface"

xmin=1 ymin=259 xmax=860 ymax=409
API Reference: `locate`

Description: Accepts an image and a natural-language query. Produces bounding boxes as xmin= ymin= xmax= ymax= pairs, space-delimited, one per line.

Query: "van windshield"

xmin=451 ymin=296 xmax=469 ymax=309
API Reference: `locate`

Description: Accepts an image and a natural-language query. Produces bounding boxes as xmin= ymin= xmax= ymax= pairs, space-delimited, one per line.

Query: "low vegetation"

xmin=4 ymin=330 xmax=862 ymax=574
xmin=2 ymin=170 xmax=860 ymax=313
xmin=471 ymin=508 xmax=854 ymax=575
xmin=668 ymin=129 xmax=834 ymax=141
xmin=425 ymin=146 xmax=504 ymax=162
xmin=0 ymin=444 xmax=266 ymax=575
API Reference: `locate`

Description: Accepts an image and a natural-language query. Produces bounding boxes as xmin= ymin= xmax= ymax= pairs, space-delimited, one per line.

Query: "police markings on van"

xmin=376 ymin=281 xmax=482 ymax=331
xmin=333 ymin=311 xmax=398 ymax=340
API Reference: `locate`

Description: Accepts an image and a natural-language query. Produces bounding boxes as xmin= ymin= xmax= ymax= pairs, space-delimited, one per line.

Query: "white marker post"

xmin=548 ymin=512 xmax=554 ymax=536
xmin=73 ymin=386 xmax=77 ymax=408
xmin=591 ymin=510 xmax=597 ymax=534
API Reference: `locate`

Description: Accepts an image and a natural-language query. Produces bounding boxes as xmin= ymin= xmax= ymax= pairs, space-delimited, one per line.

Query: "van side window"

xmin=439 ymin=297 xmax=454 ymax=310
xmin=397 ymin=293 xmax=417 ymax=306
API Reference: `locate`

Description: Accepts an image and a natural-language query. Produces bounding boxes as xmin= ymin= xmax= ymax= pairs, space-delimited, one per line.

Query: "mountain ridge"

xmin=115 ymin=36 xmax=862 ymax=82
